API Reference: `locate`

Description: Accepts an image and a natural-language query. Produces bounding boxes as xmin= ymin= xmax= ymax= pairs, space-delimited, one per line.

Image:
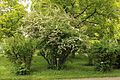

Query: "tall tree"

xmin=31 ymin=0 xmax=120 ymax=40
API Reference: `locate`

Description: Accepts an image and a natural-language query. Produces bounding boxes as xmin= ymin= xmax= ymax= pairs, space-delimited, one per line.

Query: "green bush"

xmin=92 ymin=39 xmax=117 ymax=72
xmin=4 ymin=34 xmax=36 ymax=75
xmin=114 ymin=45 xmax=120 ymax=69
xmin=37 ymin=29 xmax=81 ymax=70
xmin=21 ymin=11 xmax=83 ymax=70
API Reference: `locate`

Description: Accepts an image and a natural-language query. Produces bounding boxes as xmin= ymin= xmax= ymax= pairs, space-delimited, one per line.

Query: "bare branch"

xmin=85 ymin=21 xmax=99 ymax=25
xmin=81 ymin=8 xmax=96 ymax=23
xmin=74 ymin=3 xmax=95 ymax=18
xmin=71 ymin=0 xmax=75 ymax=8
xmin=76 ymin=8 xmax=97 ymax=26
xmin=74 ymin=6 xmax=89 ymax=18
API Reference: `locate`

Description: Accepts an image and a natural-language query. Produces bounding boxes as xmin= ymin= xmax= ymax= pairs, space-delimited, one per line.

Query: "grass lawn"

xmin=0 ymin=54 xmax=120 ymax=80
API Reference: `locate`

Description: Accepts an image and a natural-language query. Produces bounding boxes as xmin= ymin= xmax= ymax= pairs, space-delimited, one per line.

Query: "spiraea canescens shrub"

xmin=21 ymin=10 xmax=83 ymax=70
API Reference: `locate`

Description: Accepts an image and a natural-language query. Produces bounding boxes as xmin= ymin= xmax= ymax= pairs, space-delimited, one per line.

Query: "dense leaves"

xmin=31 ymin=0 xmax=120 ymax=39
xmin=91 ymin=38 xmax=119 ymax=72
xmin=4 ymin=34 xmax=36 ymax=75
xmin=0 ymin=0 xmax=26 ymax=38
xmin=0 ymin=0 xmax=120 ymax=75
xmin=21 ymin=10 xmax=83 ymax=69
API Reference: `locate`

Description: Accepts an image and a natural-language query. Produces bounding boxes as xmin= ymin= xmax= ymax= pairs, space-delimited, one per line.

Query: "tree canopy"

xmin=31 ymin=0 xmax=120 ymax=40
xmin=0 ymin=0 xmax=26 ymax=38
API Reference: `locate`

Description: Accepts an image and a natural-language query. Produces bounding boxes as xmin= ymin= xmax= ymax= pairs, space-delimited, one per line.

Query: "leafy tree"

xmin=0 ymin=0 xmax=26 ymax=38
xmin=31 ymin=0 xmax=119 ymax=39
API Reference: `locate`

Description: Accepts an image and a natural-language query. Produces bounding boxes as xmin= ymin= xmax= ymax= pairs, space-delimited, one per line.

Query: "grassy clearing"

xmin=0 ymin=54 xmax=120 ymax=80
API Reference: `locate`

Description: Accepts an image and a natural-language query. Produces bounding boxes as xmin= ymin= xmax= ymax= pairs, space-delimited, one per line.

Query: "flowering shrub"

xmin=21 ymin=11 xmax=82 ymax=70
xmin=37 ymin=29 xmax=81 ymax=69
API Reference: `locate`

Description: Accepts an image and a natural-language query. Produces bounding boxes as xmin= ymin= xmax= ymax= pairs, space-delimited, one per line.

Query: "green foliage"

xmin=31 ymin=0 xmax=120 ymax=66
xmin=92 ymin=39 xmax=118 ymax=72
xmin=0 ymin=0 xmax=27 ymax=38
xmin=0 ymin=0 xmax=119 ymax=75
xmin=4 ymin=34 xmax=36 ymax=75
xmin=31 ymin=0 xmax=120 ymax=40
xmin=21 ymin=10 xmax=83 ymax=70
xmin=114 ymin=44 xmax=120 ymax=69
xmin=38 ymin=29 xmax=81 ymax=70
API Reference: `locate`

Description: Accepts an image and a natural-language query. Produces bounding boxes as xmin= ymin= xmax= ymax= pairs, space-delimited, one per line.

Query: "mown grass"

xmin=0 ymin=54 xmax=120 ymax=80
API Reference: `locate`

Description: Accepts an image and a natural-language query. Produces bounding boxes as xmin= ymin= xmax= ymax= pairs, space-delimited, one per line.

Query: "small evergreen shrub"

xmin=4 ymin=34 xmax=36 ymax=75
